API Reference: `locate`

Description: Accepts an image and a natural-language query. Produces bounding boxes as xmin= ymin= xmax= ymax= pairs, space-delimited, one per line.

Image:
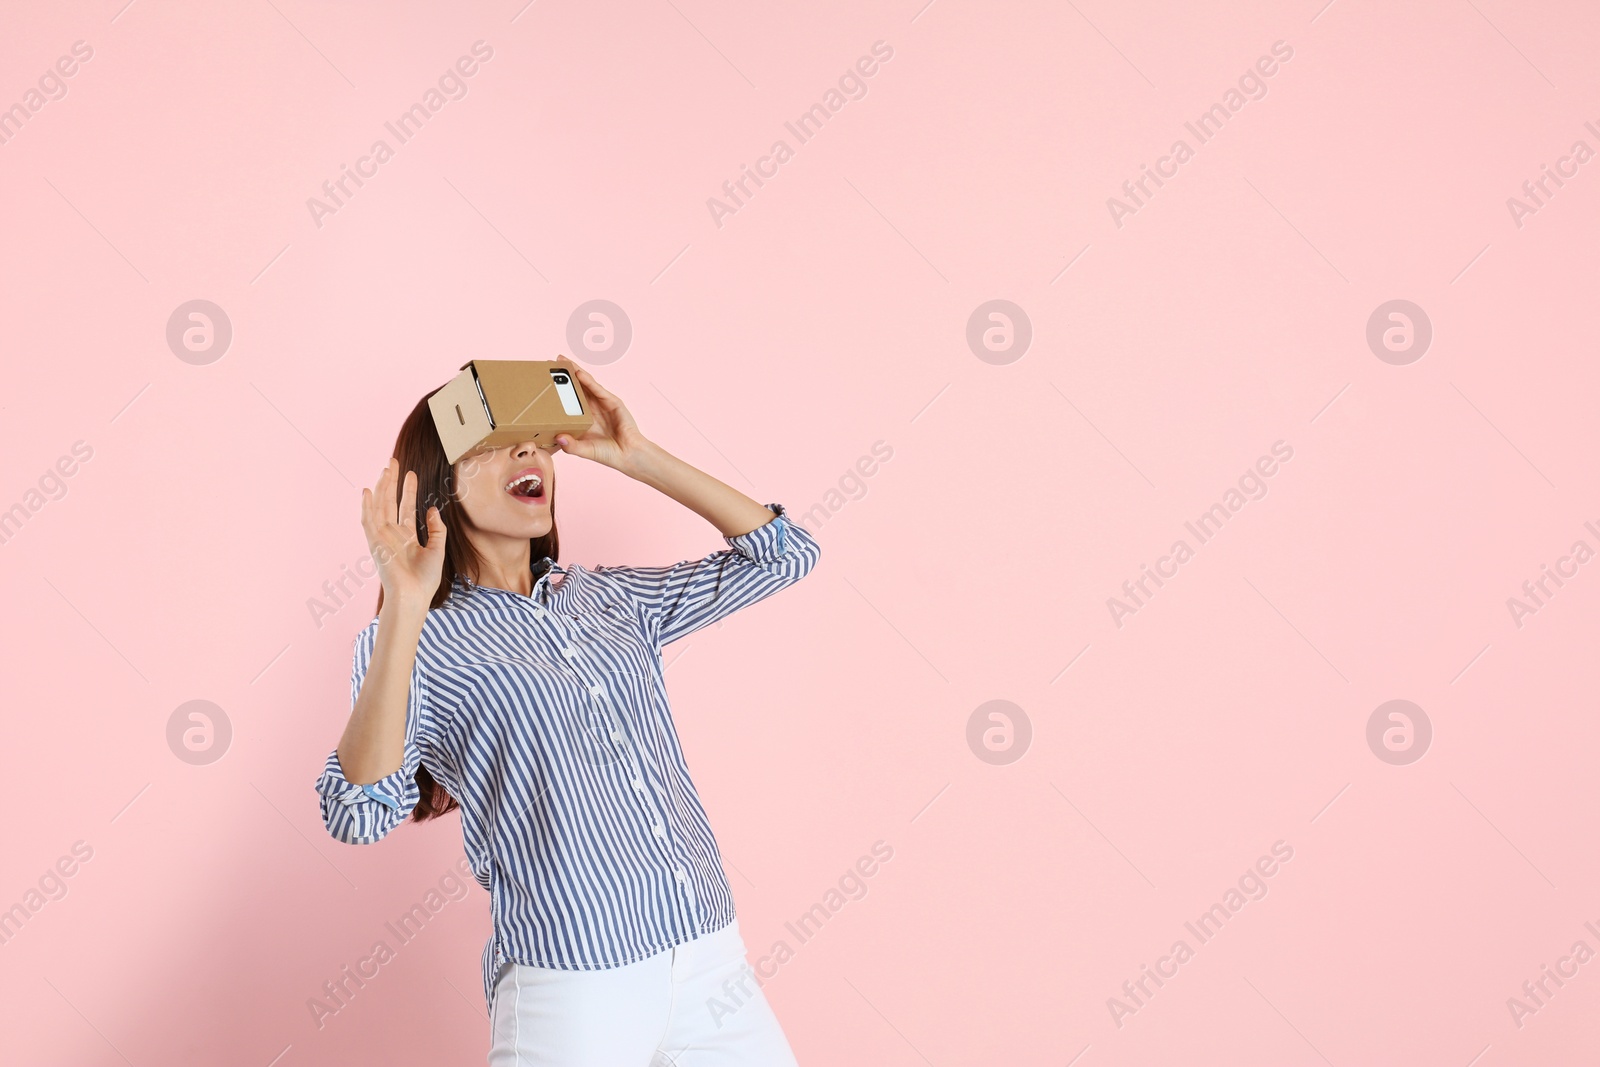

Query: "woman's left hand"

xmin=553 ymin=367 xmax=654 ymax=474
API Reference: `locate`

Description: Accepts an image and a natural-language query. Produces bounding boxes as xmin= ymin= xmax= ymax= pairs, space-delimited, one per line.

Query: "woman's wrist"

xmin=378 ymin=594 xmax=431 ymax=633
xmin=618 ymin=437 xmax=672 ymax=485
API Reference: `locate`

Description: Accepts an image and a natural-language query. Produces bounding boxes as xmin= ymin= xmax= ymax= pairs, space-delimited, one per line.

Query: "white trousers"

xmin=487 ymin=919 xmax=799 ymax=1066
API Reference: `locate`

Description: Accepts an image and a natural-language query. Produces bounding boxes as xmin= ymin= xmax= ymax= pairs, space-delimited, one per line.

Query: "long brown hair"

xmin=378 ymin=388 xmax=561 ymax=823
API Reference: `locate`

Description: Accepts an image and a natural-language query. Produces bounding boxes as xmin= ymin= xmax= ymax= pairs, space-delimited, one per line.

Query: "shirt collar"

xmin=451 ymin=556 xmax=567 ymax=596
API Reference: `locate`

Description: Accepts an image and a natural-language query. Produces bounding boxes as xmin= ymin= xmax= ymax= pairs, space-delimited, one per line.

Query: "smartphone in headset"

xmin=550 ymin=367 xmax=585 ymax=416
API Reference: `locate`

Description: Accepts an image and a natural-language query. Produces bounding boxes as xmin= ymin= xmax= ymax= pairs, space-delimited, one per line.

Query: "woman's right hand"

xmin=361 ymin=457 xmax=447 ymax=612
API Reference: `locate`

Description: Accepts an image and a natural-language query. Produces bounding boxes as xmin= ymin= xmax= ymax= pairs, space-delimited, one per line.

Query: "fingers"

xmin=371 ymin=458 xmax=397 ymax=527
xmin=362 ymin=460 xmax=395 ymax=534
xmin=399 ymin=469 xmax=418 ymax=540
xmin=573 ymin=369 xmax=635 ymax=433
xmin=423 ymin=506 xmax=448 ymax=552
xmin=574 ymin=366 xmax=618 ymax=402
xmin=562 ymin=439 xmax=609 ymax=466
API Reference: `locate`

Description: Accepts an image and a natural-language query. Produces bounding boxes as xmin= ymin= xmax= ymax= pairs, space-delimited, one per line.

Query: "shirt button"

xmin=652 ymin=823 xmax=666 ymax=838
xmin=611 ymin=730 xmax=624 ymax=743
xmin=674 ymin=868 xmax=687 ymax=882
xmin=632 ymin=778 xmax=645 ymax=791
xmin=562 ymin=645 xmax=578 ymax=658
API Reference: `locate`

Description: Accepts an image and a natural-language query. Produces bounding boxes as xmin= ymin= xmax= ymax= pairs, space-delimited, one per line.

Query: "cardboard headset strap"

xmin=428 ymin=359 xmax=595 ymax=465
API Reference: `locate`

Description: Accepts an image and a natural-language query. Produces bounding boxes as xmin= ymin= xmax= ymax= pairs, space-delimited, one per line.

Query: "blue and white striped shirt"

xmin=314 ymin=502 xmax=820 ymax=1012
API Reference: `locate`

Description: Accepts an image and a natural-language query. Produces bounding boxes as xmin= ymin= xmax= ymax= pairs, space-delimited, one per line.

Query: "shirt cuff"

xmin=725 ymin=502 xmax=792 ymax=563
xmin=362 ymin=783 xmax=403 ymax=811
xmin=317 ymin=753 xmax=413 ymax=807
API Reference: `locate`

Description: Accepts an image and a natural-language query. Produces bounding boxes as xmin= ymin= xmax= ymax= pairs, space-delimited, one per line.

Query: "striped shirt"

xmin=313 ymin=502 xmax=820 ymax=1013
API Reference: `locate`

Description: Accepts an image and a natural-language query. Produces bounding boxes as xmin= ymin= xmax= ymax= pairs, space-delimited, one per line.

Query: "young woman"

xmin=314 ymin=366 xmax=820 ymax=1065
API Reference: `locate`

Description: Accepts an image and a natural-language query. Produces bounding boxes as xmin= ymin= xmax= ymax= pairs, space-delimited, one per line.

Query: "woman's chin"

xmin=513 ymin=515 xmax=554 ymax=539
xmin=468 ymin=515 xmax=554 ymax=544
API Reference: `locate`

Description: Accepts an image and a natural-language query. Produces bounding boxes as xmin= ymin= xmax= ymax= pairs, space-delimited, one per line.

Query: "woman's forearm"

xmin=622 ymin=439 xmax=778 ymax=539
xmin=335 ymin=599 xmax=427 ymax=784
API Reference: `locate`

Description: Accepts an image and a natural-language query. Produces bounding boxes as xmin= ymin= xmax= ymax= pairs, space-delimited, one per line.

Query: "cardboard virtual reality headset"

xmin=429 ymin=359 xmax=595 ymax=465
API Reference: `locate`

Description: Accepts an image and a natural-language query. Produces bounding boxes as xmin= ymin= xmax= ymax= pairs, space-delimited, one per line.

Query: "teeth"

xmin=505 ymin=473 xmax=543 ymax=494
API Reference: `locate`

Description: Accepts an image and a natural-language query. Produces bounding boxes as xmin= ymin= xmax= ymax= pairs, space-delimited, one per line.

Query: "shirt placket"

xmin=525 ymin=588 xmax=701 ymax=932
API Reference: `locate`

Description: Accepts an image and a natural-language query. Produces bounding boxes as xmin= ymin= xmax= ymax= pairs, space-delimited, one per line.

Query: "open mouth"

xmin=504 ymin=469 xmax=546 ymax=502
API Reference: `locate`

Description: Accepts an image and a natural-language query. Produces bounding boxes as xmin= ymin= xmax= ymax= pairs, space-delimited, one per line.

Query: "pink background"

xmin=2 ymin=0 xmax=1598 ymax=1063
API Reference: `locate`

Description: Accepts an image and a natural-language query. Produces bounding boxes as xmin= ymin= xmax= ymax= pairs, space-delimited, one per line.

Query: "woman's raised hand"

xmin=360 ymin=457 xmax=447 ymax=612
xmin=552 ymin=366 xmax=653 ymax=474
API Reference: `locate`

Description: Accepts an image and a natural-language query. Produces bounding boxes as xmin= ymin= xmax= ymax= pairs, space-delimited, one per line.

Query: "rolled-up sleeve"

xmin=598 ymin=502 xmax=822 ymax=646
xmin=313 ymin=621 xmax=426 ymax=845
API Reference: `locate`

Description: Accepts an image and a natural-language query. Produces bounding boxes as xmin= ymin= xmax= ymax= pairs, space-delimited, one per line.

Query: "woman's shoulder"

xmin=345 ymin=590 xmax=469 ymax=658
xmin=567 ymin=562 xmax=630 ymax=601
